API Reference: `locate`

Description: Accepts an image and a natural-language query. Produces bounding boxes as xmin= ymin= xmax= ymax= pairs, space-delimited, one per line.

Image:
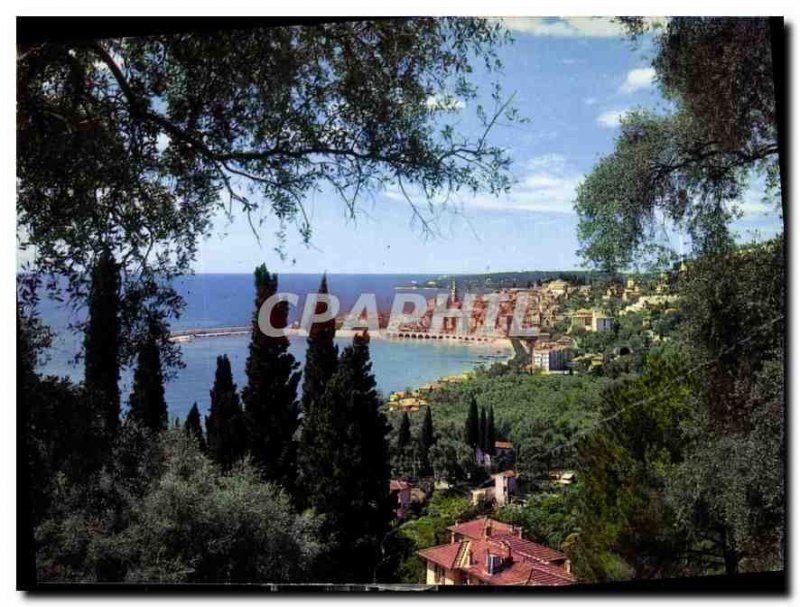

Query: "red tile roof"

xmin=494 ymin=533 xmax=568 ymax=564
xmin=448 ymin=516 xmax=518 ymax=540
xmin=418 ymin=543 xmax=461 ymax=570
xmin=420 ymin=518 xmax=575 ymax=587
xmin=466 ymin=558 xmax=574 ymax=586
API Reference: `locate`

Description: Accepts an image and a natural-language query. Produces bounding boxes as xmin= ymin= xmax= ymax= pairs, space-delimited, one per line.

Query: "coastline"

xmin=170 ymin=325 xmax=513 ymax=353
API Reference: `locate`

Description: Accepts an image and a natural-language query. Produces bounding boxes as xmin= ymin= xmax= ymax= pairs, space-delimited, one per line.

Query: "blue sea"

xmin=35 ymin=274 xmax=511 ymax=421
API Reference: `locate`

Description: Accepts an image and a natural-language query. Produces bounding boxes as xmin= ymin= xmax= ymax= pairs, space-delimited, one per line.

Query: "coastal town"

xmin=377 ymin=271 xmax=683 ymax=586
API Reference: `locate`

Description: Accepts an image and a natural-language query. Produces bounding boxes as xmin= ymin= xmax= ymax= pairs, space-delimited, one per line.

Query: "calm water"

xmin=35 ymin=274 xmax=510 ymax=420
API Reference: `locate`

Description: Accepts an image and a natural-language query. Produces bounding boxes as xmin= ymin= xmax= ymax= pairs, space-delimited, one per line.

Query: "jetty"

xmin=169 ymin=326 xmax=250 ymax=342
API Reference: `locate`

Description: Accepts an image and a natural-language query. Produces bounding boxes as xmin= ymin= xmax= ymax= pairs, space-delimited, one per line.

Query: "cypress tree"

xmin=397 ymin=411 xmax=411 ymax=451
xmin=301 ymin=273 xmax=338 ymax=411
xmin=479 ymin=407 xmax=487 ymax=452
xmin=127 ymin=324 xmax=167 ymax=433
xmin=205 ymin=355 xmax=246 ymax=469
xmin=486 ymin=406 xmax=496 ymax=456
xmin=419 ymin=406 xmax=435 ymax=477
xmin=241 ymin=264 xmax=301 ymax=491
xmin=464 ymin=397 xmax=479 ymax=448
xmin=307 ymin=331 xmax=393 ymax=582
xmin=84 ymin=247 xmax=121 ymax=447
xmin=298 ymin=274 xmax=339 ymax=505
xmin=396 ymin=410 xmax=412 ymax=479
xmin=185 ymin=402 xmax=206 ymax=451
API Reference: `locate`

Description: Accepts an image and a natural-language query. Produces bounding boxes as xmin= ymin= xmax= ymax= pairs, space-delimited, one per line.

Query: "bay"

xmin=35 ymin=273 xmax=511 ymax=421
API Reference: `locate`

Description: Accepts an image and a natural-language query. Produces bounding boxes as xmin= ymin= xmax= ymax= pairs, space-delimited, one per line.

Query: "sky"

xmin=194 ymin=17 xmax=782 ymax=275
xmin=19 ymin=17 xmax=782 ymax=276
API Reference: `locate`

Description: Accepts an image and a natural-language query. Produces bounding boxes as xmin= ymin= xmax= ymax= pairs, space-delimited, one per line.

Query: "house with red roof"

xmin=417 ymin=516 xmax=575 ymax=586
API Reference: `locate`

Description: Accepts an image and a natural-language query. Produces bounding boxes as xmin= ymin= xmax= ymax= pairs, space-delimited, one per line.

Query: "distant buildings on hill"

xmin=570 ymin=308 xmax=614 ymax=333
xmin=470 ymin=470 xmax=518 ymax=507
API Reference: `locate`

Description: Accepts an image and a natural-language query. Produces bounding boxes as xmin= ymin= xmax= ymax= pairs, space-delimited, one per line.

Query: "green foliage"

xmin=571 ymin=239 xmax=784 ymax=580
xmin=21 ymin=307 xmax=114 ymax=521
xmin=241 ymin=265 xmax=301 ymax=491
xmin=205 ymin=355 xmax=246 ymax=469
xmin=570 ymin=355 xmax=692 ymax=582
xmin=574 ymin=306 xmax=681 ymax=378
xmin=298 ymin=275 xmax=339 ymax=505
xmin=679 ymin=236 xmax=784 ymax=430
xmin=398 ymin=411 xmax=411 ymax=451
xmin=35 ymin=429 xmax=321 ymax=583
xmin=666 ymin=354 xmax=784 ymax=574
xmin=653 ymin=18 xmax=777 ymax=161
xmin=125 ymin=431 xmax=320 ymax=583
xmin=184 ymin=403 xmax=205 ymax=452
xmin=478 ymin=406 xmax=487 ymax=451
xmin=428 ymin=429 xmax=479 ymax=484
xmin=430 ymin=371 xmax=605 ymax=478
xmin=485 ymin=406 xmax=496 ymax=453
xmin=661 ymin=237 xmax=785 ymax=574
xmin=418 ymin=406 xmax=435 ymax=477
xmin=464 ymin=397 xmax=479 ymax=448
xmin=495 ymin=492 xmax=576 ymax=550
xmin=302 ymin=333 xmax=394 ymax=582
xmin=34 ymin=419 xmax=164 ymax=583
xmin=392 ymin=411 xmax=415 ymax=479
xmin=576 ymin=18 xmax=779 ymax=271
xmin=83 ymin=248 xmax=121 ymax=450
xmin=127 ymin=327 xmax=168 ymax=433
xmin=17 ymin=20 xmax=517 ymax=364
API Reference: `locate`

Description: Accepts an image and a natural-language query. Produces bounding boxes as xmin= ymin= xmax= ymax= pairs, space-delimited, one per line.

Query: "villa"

xmin=418 ymin=517 xmax=576 ymax=586
xmin=570 ymin=308 xmax=614 ymax=333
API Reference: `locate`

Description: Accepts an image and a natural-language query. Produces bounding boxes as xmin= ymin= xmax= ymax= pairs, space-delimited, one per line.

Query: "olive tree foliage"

xmin=35 ymin=428 xmax=322 ymax=583
xmin=17 ymin=19 xmax=518 ymax=363
xmin=576 ymin=18 xmax=781 ymax=271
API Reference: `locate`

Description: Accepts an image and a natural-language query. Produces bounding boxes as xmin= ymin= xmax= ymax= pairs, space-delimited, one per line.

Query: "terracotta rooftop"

xmin=494 ymin=533 xmax=568 ymax=565
xmin=418 ymin=542 xmax=461 ymax=570
xmin=419 ymin=530 xmax=575 ymax=586
xmin=419 ymin=517 xmax=575 ymax=586
xmin=448 ymin=517 xmax=519 ymax=540
xmin=463 ymin=540 xmax=574 ymax=586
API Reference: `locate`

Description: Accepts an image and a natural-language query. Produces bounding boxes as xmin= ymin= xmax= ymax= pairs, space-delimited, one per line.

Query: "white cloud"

xmin=385 ymin=153 xmax=583 ymax=215
xmin=584 ymin=97 xmax=598 ymax=106
xmin=473 ymin=154 xmax=583 ymax=213
xmin=619 ymin=67 xmax=656 ymax=94
xmin=498 ymin=17 xmax=665 ymax=38
xmin=425 ymin=95 xmax=465 ymax=111
xmin=597 ymin=108 xmax=629 ymax=128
